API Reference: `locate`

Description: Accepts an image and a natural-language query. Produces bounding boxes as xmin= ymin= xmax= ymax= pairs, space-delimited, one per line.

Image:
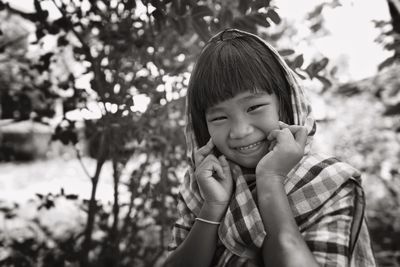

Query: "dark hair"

xmin=188 ymin=29 xmax=294 ymax=147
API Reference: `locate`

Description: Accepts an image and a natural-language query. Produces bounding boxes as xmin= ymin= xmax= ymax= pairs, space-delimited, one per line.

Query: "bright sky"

xmin=277 ymin=0 xmax=391 ymax=81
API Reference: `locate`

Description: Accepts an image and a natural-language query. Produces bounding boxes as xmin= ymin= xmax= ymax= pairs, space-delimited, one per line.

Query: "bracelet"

xmin=195 ymin=217 xmax=221 ymax=225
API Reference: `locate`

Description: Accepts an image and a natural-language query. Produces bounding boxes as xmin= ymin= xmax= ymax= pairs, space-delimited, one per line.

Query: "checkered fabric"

xmin=168 ymin=30 xmax=375 ymax=266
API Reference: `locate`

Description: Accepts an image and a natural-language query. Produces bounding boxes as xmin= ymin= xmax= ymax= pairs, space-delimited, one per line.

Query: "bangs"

xmin=189 ymin=38 xmax=280 ymax=113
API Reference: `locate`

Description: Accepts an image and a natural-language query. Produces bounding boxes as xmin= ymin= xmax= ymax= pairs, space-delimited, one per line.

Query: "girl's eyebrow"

xmin=206 ymin=106 xmax=225 ymax=114
xmin=238 ymin=92 xmax=269 ymax=103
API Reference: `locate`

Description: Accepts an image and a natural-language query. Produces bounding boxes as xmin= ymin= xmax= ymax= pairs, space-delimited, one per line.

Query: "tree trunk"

xmin=80 ymin=133 xmax=107 ymax=266
xmin=109 ymin=159 xmax=121 ymax=264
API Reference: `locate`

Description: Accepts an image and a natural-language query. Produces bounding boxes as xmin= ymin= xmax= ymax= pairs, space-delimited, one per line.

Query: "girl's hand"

xmin=256 ymin=122 xmax=308 ymax=178
xmin=194 ymin=139 xmax=233 ymax=205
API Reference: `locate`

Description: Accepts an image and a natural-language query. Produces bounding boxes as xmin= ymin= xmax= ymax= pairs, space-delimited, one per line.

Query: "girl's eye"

xmin=247 ymin=104 xmax=264 ymax=112
xmin=211 ymin=116 xmax=226 ymax=122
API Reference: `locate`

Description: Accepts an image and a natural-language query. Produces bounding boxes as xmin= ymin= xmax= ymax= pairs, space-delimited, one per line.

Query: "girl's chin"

xmin=234 ymin=157 xmax=260 ymax=172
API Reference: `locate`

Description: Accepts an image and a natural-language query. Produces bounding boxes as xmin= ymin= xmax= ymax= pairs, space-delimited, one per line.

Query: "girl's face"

xmin=205 ymin=91 xmax=280 ymax=169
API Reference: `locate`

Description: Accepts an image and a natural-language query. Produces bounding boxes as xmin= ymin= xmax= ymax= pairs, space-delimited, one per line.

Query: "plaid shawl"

xmin=168 ymin=30 xmax=375 ymax=266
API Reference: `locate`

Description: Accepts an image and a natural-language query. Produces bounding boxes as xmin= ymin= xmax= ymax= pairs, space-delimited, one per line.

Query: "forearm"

xmin=256 ymin=174 xmax=319 ymax=267
xmin=164 ymin=203 xmax=227 ymax=267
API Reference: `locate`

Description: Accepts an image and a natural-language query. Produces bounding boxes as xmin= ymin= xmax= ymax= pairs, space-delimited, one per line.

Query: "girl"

xmin=165 ymin=29 xmax=375 ymax=267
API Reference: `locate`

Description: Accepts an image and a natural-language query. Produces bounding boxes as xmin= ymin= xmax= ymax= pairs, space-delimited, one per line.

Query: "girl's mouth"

xmin=235 ymin=140 xmax=264 ymax=152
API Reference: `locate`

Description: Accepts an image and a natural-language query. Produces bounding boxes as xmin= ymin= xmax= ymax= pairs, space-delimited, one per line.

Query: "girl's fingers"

xmin=218 ymin=155 xmax=231 ymax=180
xmin=212 ymin=162 xmax=226 ymax=180
xmin=293 ymin=127 xmax=308 ymax=147
xmin=194 ymin=138 xmax=214 ymax=165
xmin=278 ymin=121 xmax=308 ymax=147
xmin=199 ymin=154 xmax=225 ymax=180
xmin=268 ymin=140 xmax=277 ymax=151
xmin=267 ymin=129 xmax=281 ymax=141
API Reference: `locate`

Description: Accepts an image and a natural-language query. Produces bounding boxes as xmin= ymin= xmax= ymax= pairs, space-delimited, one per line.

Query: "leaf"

xmin=278 ymin=49 xmax=295 ymax=56
xmin=238 ymin=0 xmax=250 ymax=14
xmin=294 ymin=70 xmax=306 ymax=80
xmin=47 ymin=24 xmax=60 ymax=35
xmin=35 ymin=28 xmax=45 ymax=41
xmin=305 ymin=57 xmax=329 ymax=78
xmin=34 ymin=0 xmax=49 ymax=21
xmin=310 ymin=22 xmax=322 ymax=33
xmin=292 ymin=54 xmax=304 ymax=69
xmin=247 ymin=13 xmax=270 ymax=28
xmin=191 ymin=5 xmax=213 ymax=19
xmin=57 ymin=35 xmax=69 ymax=47
xmin=378 ymin=56 xmax=396 ymax=71
xmin=316 ymin=75 xmax=332 ymax=90
xmin=66 ymin=194 xmax=79 ymax=200
xmin=171 ymin=17 xmax=187 ymax=35
xmin=192 ymin=18 xmax=211 ymax=42
xmin=53 ymin=17 xmax=71 ymax=31
xmin=267 ymin=9 xmax=281 ymax=24
xmin=307 ymin=4 xmax=324 ymax=20
xmin=39 ymin=52 xmax=54 ymax=69
xmin=251 ymin=0 xmax=271 ymax=11
xmin=218 ymin=8 xmax=233 ymax=27
xmin=315 ymin=57 xmax=329 ymax=72
xmin=336 ymin=84 xmax=360 ymax=96
xmin=172 ymin=0 xmax=187 ymax=16
xmin=232 ymin=17 xmax=257 ymax=33
xmin=383 ymin=103 xmax=400 ymax=116
xmin=125 ymin=0 xmax=136 ymax=10
xmin=152 ymin=9 xmax=166 ymax=30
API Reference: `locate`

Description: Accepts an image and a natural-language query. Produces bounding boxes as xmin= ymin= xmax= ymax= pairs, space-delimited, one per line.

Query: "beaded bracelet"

xmin=195 ymin=217 xmax=221 ymax=225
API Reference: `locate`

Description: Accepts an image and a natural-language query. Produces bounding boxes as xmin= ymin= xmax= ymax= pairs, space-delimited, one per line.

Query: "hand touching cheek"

xmin=194 ymin=139 xmax=233 ymax=205
xmin=256 ymin=122 xmax=308 ymax=178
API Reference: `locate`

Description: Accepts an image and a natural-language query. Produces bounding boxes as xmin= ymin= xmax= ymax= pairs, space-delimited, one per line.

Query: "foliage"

xmin=0 ymin=11 xmax=57 ymax=121
xmin=373 ymin=0 xmax=400 ymax=70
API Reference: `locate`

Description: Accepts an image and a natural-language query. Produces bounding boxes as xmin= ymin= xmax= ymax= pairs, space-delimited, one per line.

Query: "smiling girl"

xmin=164 ymin=29 xmax=376 ymax=267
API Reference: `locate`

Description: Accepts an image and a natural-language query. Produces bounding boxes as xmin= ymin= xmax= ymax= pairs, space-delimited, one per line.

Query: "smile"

xmin=236 ymin=140 xmax=264 ymax=151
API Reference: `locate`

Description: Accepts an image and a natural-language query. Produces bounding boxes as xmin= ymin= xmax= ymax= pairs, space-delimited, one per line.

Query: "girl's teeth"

xmin=237 ymin=141 xmax=261 ymax=150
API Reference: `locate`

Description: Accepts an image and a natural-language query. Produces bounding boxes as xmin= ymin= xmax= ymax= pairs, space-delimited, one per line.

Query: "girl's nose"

xmin=229 ymin=121 xmax=253 ymax=139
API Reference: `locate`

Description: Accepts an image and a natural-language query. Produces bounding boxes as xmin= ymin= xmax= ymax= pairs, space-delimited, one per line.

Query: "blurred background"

xmin=0 ymin=0 xmax=399 ymax=266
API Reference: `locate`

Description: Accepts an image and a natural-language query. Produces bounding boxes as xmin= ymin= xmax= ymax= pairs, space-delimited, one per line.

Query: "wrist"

xmin=199 ymin=201 xmax=229 ymax=222
xmin=256 ymin=174 xmax=287 ymax=203
xmin=256 ymin=172 xmax=286 ymax=196
xmin=256 ymin=171 xmax=286 ymax=184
